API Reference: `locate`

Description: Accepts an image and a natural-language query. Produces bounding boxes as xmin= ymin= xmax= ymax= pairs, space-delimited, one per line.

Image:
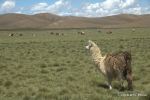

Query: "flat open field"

xmin=0 ymin=28 xmax=150 ymax=100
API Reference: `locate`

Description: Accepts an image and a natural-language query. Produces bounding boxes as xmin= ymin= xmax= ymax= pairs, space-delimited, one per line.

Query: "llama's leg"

xmin=119 ymin=72 xmax=125 ymax=89
xmin=126 ymin=73 xmax=133 ymax=90
xmin=109 ymin=84 xmax=112 ymax=90
xmin=119 ymin=79 xmax=125 ymax=91
xmin=121 ymin=80 xmax=125 ymax=88
xmin=106 ymin=82 xmax=112 ymax=90
xmin=107 ymin=78 xmax=112 ymax=90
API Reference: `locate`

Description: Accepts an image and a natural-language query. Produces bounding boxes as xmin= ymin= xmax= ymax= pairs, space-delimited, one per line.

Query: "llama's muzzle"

xmin=85 ymin=45 xmax=90 ymax=49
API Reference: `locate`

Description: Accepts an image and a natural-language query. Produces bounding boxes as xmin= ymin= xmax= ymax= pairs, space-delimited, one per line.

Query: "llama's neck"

xmin=90 ymin=45 xmax=103 ymax=64
xmin=90 ymin=45 xmax=106 ymax=75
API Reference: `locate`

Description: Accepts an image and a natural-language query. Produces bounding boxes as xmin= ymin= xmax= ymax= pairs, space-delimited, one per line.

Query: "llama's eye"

xmin=90 ymin=43 xmax=92 ymax=47
xmin=88 ymin=44 xmax=92 ymax=48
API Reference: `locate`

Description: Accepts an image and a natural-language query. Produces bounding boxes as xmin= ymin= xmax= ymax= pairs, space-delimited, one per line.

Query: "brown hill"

xmin=0 ymin=13 xmax=150 ymax=29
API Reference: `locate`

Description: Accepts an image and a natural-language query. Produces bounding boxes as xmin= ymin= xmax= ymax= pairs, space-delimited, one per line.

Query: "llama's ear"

xmin=88 ymin=40 xmax=94 ymax=46
xmin=88 ymin=40 xmax=92 ymax=43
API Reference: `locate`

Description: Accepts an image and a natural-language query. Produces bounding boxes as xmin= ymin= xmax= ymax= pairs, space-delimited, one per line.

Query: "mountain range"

xmin=0 ymin=13 xmax=150 ymax=29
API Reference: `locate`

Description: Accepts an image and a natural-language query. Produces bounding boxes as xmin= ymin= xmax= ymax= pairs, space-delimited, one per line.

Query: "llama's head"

xmin=85 ymin=40 xmax=96 ymax=50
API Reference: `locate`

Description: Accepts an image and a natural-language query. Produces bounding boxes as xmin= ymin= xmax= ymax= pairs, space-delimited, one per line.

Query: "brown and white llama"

xmin=85 ymin=40 xmax=133 ymax=90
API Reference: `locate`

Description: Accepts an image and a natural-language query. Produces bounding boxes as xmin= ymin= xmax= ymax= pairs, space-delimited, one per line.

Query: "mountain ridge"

xmin=0 ymin=13 xmax=150 ymax=29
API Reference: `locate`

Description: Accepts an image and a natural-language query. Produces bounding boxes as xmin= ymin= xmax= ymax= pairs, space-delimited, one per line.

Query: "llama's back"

xmin=111 ymin=51 xmax=132 ymax=76
xmin=104 ymin=51 xmax=132 ymax=79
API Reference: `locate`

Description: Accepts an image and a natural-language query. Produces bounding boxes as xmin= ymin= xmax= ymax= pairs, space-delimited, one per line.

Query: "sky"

xmin=0 ymin=0 xmax=150 ymax=17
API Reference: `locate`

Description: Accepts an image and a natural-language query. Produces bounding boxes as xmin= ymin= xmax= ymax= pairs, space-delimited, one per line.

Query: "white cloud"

xmin=84 ymin=0 xmax=137 ymax=10
xmin=31 ymin=3 xmax=48 ymax=11
xmin=1 ymin=0 xmax=15 ymax=12
xmin=123 ymin=6 xmax=142 ymax=14
xmin=15 ymin=11 xmax=22 ymax=14
xmin=74 ymin=0 xmax=141 ymax=17
xmin=101 ymin=0 xmax=121 ymax=9
xmin=120 ymin=0 xmax=136 ymax=8
xmin=31 ymin=0 xmax=69 ymax=14
xmin=47 ymin=0 xmax=69 ymax=12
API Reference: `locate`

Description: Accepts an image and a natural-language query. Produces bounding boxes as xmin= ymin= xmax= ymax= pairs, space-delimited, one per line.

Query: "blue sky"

xmin=0 ymin=0 xmax=150 ymax=17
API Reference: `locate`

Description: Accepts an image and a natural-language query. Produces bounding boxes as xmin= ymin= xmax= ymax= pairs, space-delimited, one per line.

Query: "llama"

xmin=9 ymin=33 xmax=14 ymax=37
xmin=81 ymin=31 xmax=85 ymax=35
xmin=132 ymin=28 xmax=135 ymax=32
xmin=78 ymin=31 xmax=85 ymax=35
xmin=50 ymin=32 xmax=54 ymax=35
xmin=19 ymin=33 xmax=23 ymax=36
xmin=106 ymin=31 xmax=112 ymax=34
xmin=56 ymin=33 xmax=60 ymax=36
xmin=85 ymin=40 xmax=133 ymax=90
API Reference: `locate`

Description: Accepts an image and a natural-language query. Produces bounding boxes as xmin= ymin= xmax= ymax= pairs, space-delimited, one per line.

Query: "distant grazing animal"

xmin=85 ymin=40 xmax=133 ymax=90
xmin=61 ymin=33 xmax=64 ymax=36
xmin=19 ymin=33 xmax=23 ymax=36
xmin=81 ymin=31 xmax=85 ymax=35
xmin=78 ymin=31 xmax=85 ymax=35
xmin=106 ymin=31 xmax=112 ymax=34
xmin=98 ymin=30 xmax=101 ymax=33
xmin=50 ymin=32 xmax=54 ymax=35
xmin=56 ymin=33 xmax=60 ymax=36
xmin=9 ymin=33 xmax=14 ymax=37
xmin=32 ymin=34 xmax=36 ymax=37
xmin=132 ymin=28 xmax=135 ymax=32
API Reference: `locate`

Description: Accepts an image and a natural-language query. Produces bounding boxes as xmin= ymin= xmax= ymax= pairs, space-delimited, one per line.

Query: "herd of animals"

xmin=8 ymin=29 xmax=136 ymax=37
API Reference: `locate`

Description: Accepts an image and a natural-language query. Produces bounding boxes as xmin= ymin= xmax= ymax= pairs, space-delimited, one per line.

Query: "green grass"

xmin=0 ymin=28 xmax=150 ymax=100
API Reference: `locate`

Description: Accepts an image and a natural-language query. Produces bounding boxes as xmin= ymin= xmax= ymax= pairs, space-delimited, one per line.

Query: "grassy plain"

xmin=0 ymin=28 xmax=150 ymax=100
